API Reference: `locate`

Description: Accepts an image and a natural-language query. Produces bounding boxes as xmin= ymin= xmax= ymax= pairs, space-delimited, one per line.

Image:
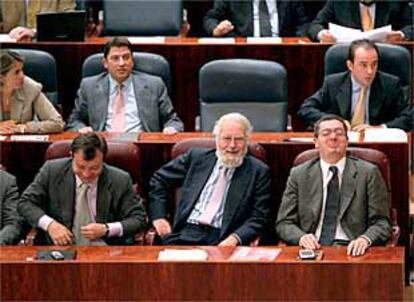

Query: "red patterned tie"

xmin=112 ymin=84 xmax=125 ymax=132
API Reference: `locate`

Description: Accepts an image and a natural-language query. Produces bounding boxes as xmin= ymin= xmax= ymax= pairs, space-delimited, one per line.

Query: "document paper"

xmin=329 ymin=23 xmax=392 ymax=42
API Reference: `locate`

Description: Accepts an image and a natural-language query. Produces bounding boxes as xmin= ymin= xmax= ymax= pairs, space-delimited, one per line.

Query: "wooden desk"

xmin=1 ymin=38 xmax=412 ymax=130
xmin=0 ymin=246 xmax=404 ymax=301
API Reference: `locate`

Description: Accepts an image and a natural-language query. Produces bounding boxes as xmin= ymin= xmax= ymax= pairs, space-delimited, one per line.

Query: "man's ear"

xmin=346 ymin=60 xmax=353 ymax=72
xmin=314 ymin=138 xmax=319 ymax=149
xmin=102 ymin=58 xmax=108 ymax=69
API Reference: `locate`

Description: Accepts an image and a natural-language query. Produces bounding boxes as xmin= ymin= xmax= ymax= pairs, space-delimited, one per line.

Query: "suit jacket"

xmin=0 ymin=170 xmax=25 ymax=245
xmin=275 ymin=156 xmax=392 ymax=245
xmin=0 ymin=0 xmax=76 ymax=32
xmin=203 ymin=0 xmax=309 ymax=37
xmin=66 ymin=71 xmax=184 ymax=132
xmin=18 ymin=158 xmax=147 ymax=245
xmin=297 ymin=71 xmax=412 ymax=130
xmin=307 ymin=0 xmax=414 ymax=41
xmin=149 ymin=148 xmax=271 ymax=245
xmin=0 ymin=76 xmax=65 ymax=133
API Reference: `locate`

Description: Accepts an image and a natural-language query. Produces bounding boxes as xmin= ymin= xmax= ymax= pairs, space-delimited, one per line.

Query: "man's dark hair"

xmin=347 ymin=39 xmax=379 ymax=63
xmin=314 ymin=115 xmax=348 ymax=138
xmin=71 ymin=133 xmax=108 ymax=160
xmin=103 ymin=36 xmax=133 ymax=59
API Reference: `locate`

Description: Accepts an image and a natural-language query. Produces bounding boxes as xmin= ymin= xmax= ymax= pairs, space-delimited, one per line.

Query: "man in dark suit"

xmin=276 ymin=115 xmax=391 ymax=256
xmin=203 ymin=0 xmax=309 ymax=37
xmin=149 ymin=113 xmax=271 ymax=246
xmin=66 ymin=37 xmax=184 ymax=134
xmin=298 ymin=39 xmax=412 ymax=131
xmin=0 ymin=170 xmax=25 ymax=245
xmin=18 ymin=133 xmax=147 ymax=246
xmin=307 ymin=0 xmax=413 ymax=42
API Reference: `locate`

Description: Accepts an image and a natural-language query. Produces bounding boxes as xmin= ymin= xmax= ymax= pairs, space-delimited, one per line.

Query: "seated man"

xmin=149 ymin=113 xmax=271 ymax=246
xmin=66 ymin=37 xmax=184 ymax=134
xmin=0 ymin=0 xmax=76 ymax=41
xmin=307 ymin=0 xmax=413 ymax=42
xmin=0 ymin=170 xmax=26 ymax=245
xmin=276 ymin=115 xmax=391 ymax=256
xmin=203 ymin=0 xmax=309 ymax=37
xmin=18 ymin=133 xmax=147 ymax=246
xmin=298 ymin=39 xmax=412 ymax=131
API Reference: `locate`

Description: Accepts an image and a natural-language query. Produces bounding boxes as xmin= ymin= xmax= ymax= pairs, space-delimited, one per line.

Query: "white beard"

xmin=215 ymin=147 xmax=247 ymax=168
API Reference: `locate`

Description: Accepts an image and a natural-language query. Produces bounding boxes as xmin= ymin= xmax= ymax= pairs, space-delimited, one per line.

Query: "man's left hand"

xmin=347 ymin=236 xmax=370 ymax=256
xmin=218 ymin=235 xmax=239 ymax=246
xmin=81 ymin=223 xmax=107 ymax=240
xmin=162 ymin=127 xmax=178 ymax=135
xmin=386 ymin=31 xmax=404 ymax=43
xmin=351 ymin=124 xmax=383 ymax=132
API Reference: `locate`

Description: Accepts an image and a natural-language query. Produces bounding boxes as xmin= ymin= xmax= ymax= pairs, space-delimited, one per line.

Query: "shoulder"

xmin=325 ymin=71 xmax=350 ymax=85
xmin=102 ymin=164 xmax=130 ymax=180
xmin=244 ymin=154 xmax=269 ymax=171
xmin=290 ymin=158 xmax=319 ymax=176
xmin=132 ymin=71 xmax=164 ymax=86
xmin=0 ymin=170 xmax=16 ymax=185
xmin=375 ymin=71 xmax=400 ymax=86
xmin=347 ymin=156 xmax=378 ymax=172
xmin=19 ymin=76 xmax=42 ymax=96
xmin=81 ymin=73 xmax=108 ymax=87
xmin=42 ymin=158 xmax=72 ymax=173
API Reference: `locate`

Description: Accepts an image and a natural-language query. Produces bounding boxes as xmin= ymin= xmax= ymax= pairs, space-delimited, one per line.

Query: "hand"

xmin=162 ymin=127 xmax=178 ymax=135
xmin=212 ymin=20 xmax=234 ymax=37
xmin=152 ymin=218 xmax=172 ymax=237
xmin=81 ymin=223 xmax=107 ymax=240
xmin=299 ymin=234 xmax=320 ymax=250
xmin=47 ymin=221 xmax=73 ymax=245
xmin=386 ymin=31 xmax=404 ymax=43
xmin=318 ymin=30 xmax=336 ymax=43
xmin=0 ymin=120 xmax=19 ymax=134
xmin=78 ymin=127 xmax=94 ymax=134
xmin=218 ymin=235 xmax=239 ymax=246
xmin=9 ymin=26 xmax=35 ymax=41
xmin=351 ymin=124 xmax=382 ymax=132
xmin=347 ymin=236 xmax=370 ymax=256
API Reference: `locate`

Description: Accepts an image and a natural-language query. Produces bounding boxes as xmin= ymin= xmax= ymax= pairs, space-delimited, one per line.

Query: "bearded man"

xmin=148 ymin=113 xmax=271 ymax=246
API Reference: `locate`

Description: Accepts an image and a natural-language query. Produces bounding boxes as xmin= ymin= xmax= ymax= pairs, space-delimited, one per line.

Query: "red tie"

xmin=112 ymin=84 xmax=126 ymax=132
xmin=198 ymin=167 xmax=228 ymax=225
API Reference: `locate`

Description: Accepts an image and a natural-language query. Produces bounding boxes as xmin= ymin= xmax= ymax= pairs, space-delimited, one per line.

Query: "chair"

xmin=145 ymin=137 xmax=267 ymax=245
xmin=103 ymin=0 xmax=183 ymax=36
xmin=324 ymin=43 xmax=412 ymax=95
xmin=82 ymin=52 xmax=172 ymax=92
xmin=293 ymin=147 xmax=400 ymax=246
xmin=199 ymin=59 xmax=288 ymax=132
xmin=10 ymin=49 xmax=59 ymax=106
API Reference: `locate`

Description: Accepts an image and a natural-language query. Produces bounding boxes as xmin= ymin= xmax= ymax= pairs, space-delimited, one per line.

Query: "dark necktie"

xmin=259 ymin=0 xmax=272 ymax=37
xmin=319 ymin=166 xmax=340 ymax=245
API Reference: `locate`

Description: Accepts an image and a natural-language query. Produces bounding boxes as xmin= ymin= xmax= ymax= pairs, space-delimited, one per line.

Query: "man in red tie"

xmin=148 ymin=113 xmax=271 ymax=246
xmin=66 ymin=37 xmax=184 ymax=134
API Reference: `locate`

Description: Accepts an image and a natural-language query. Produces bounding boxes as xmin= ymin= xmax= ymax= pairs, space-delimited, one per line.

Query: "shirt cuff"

xmin=38 ymin=215 xmax=54 ymax=231
xmin=107 ymin=222 xmax=123 ymax=237
xmin=231 ymin=233 xmax=242 ymax=245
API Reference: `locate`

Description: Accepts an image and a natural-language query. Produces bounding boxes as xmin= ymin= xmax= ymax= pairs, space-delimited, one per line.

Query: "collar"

xmin=320 ymin=157 xmax=346 ymax=179
xmin=108 ymin=74 xmax=133 ymax=93
xmin=75 ymin=174 xmax=99 ymax=189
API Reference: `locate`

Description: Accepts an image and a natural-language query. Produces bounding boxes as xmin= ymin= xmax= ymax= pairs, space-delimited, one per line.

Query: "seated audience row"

xmin=0 ymin=114 xmax=392 ymax=257
xmin=1 ymin=38 xmax=412 ymax=134
xmin=1 ymin=0 xmax=413 ymax=41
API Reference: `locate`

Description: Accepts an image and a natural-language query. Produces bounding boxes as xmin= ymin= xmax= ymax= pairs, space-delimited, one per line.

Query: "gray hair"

xmin=212 ymin=112 xmax=253 ymax=138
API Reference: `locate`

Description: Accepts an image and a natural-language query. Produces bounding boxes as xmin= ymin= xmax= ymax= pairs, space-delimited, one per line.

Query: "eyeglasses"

xmin=108 ymin=54 xmax=132 ymax=63
xmin=318 ymin=128 xmax=346 ymax=137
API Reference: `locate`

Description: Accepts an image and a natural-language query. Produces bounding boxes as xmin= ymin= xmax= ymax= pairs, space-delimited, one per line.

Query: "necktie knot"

xmin=329 ymin=166 xmax=338 ymax=176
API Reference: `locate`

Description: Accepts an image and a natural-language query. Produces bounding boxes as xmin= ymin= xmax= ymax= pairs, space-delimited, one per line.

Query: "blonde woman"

xmin=0 ymin=50 xmax=64 ymax=134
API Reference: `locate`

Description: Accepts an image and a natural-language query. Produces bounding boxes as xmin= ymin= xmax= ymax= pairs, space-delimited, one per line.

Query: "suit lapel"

xmin=58 ymin=163 xmax=76 ymax=227
xmin=95 ymin=76 xmax=110 ymax=131
xmin=132 ymin=73 xmax=150 ymax=131
xmin=367 ymin=75 xmax=383 ymax=122
xmin=277 ymin=1 xmax=285 ymax=33
xmin=305 ymin=160 xmax=324 ymax=227
xmin=338 ymin=158 xmax=358 ymax=220
xmin=335 ymin=74 xmax=352 ymax=120
xmin=96 ymin=166 xmax=111 ymax=223
xmin=350 ymin=1 xmax=363 ymax=28
xmin=220 ymin=159 xmax=250 ymax=236
xmin=374 ymin=2 xmax=389 ymax=28
xmin=10 ymin=91 xmax=25 ymax=122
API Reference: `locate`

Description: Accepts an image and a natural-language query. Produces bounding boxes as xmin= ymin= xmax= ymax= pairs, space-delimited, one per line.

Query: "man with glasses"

xmin=276 ymin=115 xmax=391 ymax=256
xmin=298 ymin=39 xmax=412 ymax=131
xmin=148 ymin=112 xmax=271 ymax=246
xmin=66 ymin=37 xmax=184 ymax=134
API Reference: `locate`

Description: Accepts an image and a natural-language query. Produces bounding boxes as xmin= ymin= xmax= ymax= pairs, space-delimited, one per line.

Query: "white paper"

xmin=363 ymin=128 xmax=407 ymax=142
xmin=10 ymin=135 xmax=49 ymax=142
xmin=198 ymin=38 xmax=235 ymax=44
xmin=347 ymin=131 xmax=361 ymax=143
xmin=0 ymin=34 xmax=16 ymax=42
xmin=246 ymin=37 xmax=282 ymax=44
xmin=128 ymin=37 xmax=165 ymax=44
xmin=329 ymin=23 xmax=392 ymax=42
xmin=0 ymin=136 xmax=7 ymax=141
xmin=286 ymin=137 xmax=314 ymax=143
xmin=158 ymin=249 xmax=208 ymax=261
xmin=228 ymin=247 xmax=281 ymax=261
